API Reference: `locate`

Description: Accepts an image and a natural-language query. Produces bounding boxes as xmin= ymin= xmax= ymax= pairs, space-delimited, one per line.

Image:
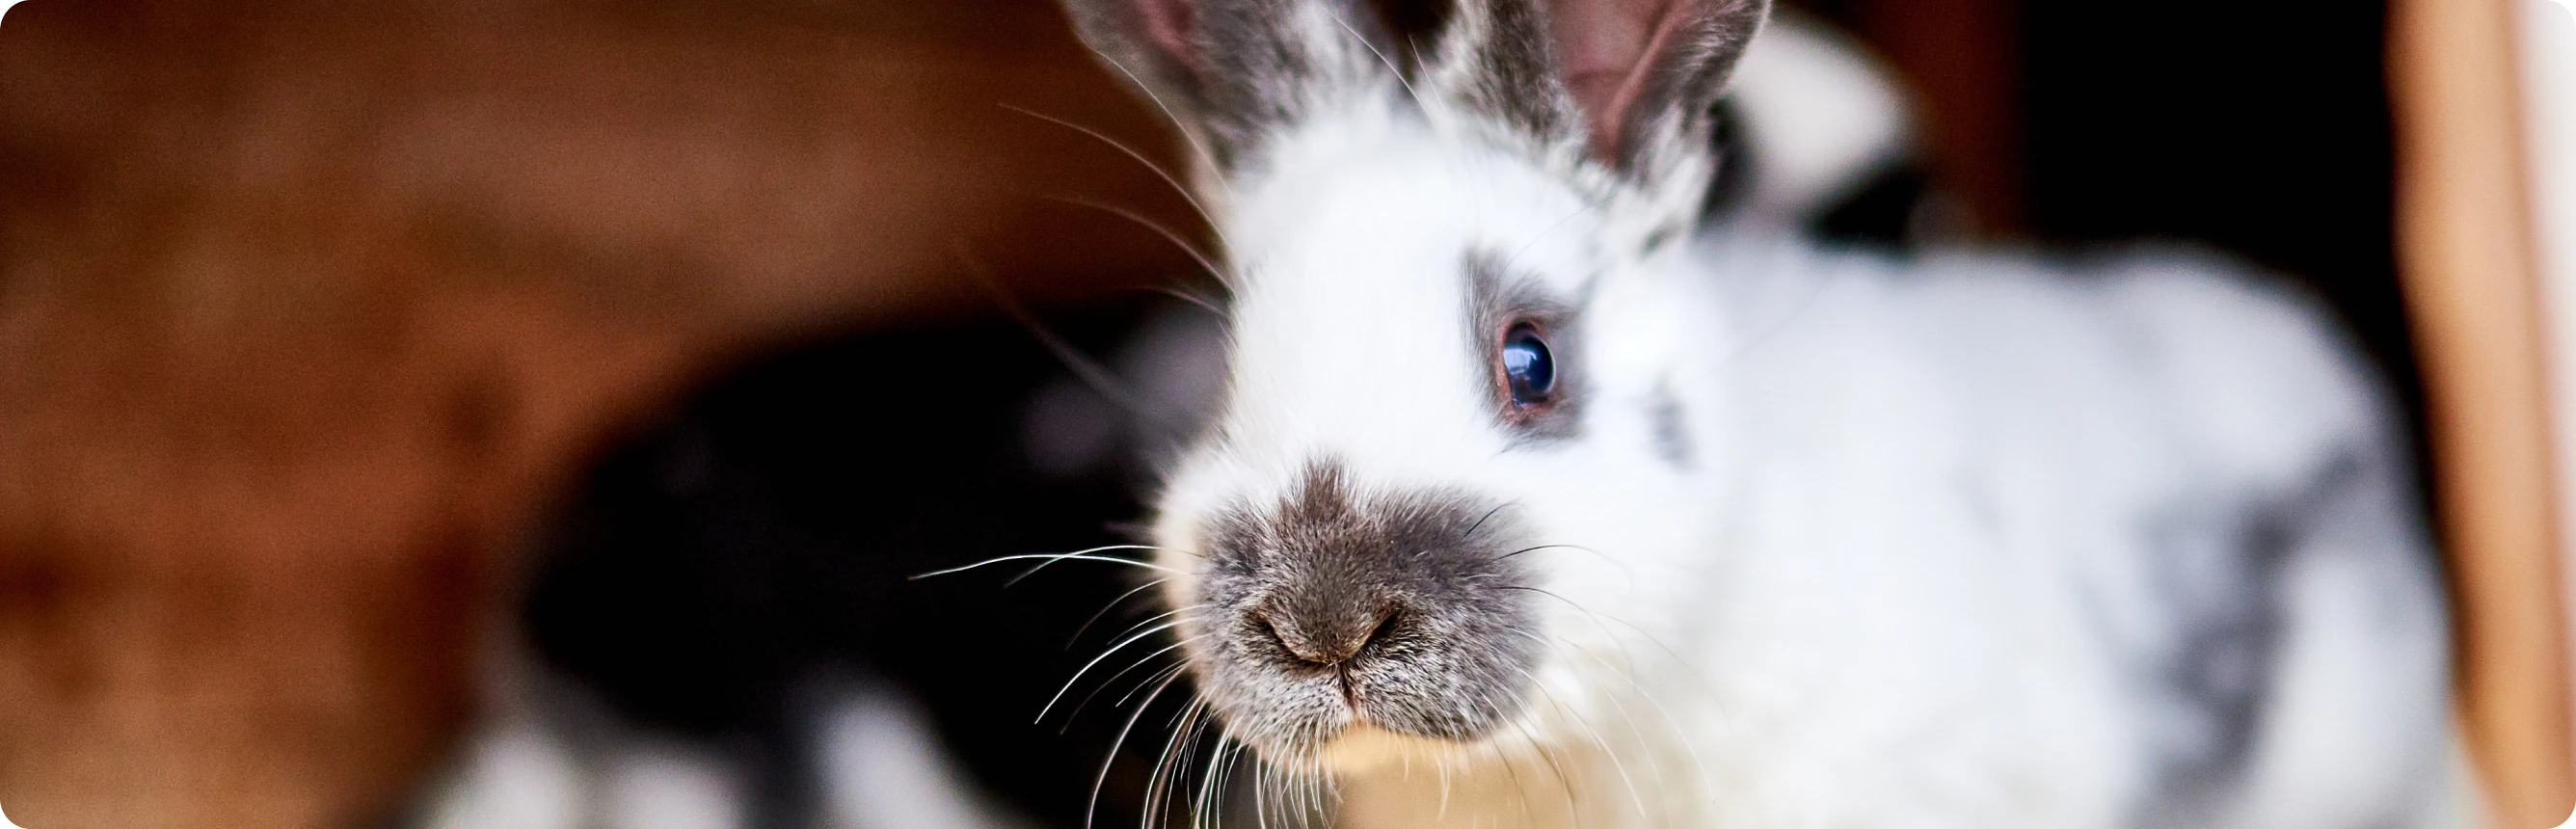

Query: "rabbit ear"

xmin=1436 ymin=0 xmax=1767 ymax=179
xmin=1061 ymin=0 xmax=1396 ymax=171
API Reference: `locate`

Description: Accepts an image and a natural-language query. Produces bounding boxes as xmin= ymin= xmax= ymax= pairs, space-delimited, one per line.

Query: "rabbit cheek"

xmin=1187 ymin=462 xmax=1543 ymax=764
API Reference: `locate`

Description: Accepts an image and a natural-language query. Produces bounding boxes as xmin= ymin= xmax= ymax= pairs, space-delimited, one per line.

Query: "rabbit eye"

xmin=1501 ymin=324 xmax=1555 ymax=406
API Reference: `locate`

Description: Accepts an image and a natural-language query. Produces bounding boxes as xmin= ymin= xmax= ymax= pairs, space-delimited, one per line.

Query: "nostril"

xmin=1255 ymin=611 xmax=1301 ymax=657
xmin=1255 ymin=606 xmax=1406 ymax=667
xmin=1257 ymin=611 xmax=1336 ymax=666
xmin=1361 ymin=609 xmax=1402 ymax=654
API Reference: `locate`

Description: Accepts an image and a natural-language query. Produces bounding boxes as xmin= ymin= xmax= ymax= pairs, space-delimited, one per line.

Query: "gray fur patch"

xmin=1187 ymin=461 xmax=1541 ymax=759
xmin=1446 ymin=0 xmax=1574 ymax=146
xmin=2136 ymin=449 xmax=2373 ymax=827
xmin=1646 ymin=382 xmax=1691 ymax=468
xmin=1438 ymin=0 xmax=1769 ymax=178
xmin=1464 ymin=249 xmax=1585 ymax=442
xmin=1060 ymin=0 xmax=1395 ymax=172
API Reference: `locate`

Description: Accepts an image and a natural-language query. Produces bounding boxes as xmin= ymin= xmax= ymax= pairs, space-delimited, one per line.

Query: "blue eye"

xmin=1501 ymin=324 xmax=1555 ymax=405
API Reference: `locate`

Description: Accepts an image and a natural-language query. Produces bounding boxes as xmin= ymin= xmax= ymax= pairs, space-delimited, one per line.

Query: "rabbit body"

xmin=1054 ymin=0 xmax=2459 ymax=826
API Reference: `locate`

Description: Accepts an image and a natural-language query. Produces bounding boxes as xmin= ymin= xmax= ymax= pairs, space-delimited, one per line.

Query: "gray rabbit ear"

xmin=1436 ymin=0 xmax=1768 ymax=179
xmin=1060 ymin=0 xmax=1397 ymax=171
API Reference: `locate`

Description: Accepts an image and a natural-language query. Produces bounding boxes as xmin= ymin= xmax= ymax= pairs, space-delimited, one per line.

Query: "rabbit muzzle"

xmin=1181 ymin=461 xmax=1543 ymax=768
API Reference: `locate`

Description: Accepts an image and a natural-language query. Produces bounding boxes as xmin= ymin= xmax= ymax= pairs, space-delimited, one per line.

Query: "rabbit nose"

xmin=1257 ymin=604 xmax=1402 ymax=667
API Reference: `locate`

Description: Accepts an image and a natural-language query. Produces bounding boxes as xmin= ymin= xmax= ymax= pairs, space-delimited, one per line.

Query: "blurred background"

xmin=0 ymin=0 xmax=2563 ymax=827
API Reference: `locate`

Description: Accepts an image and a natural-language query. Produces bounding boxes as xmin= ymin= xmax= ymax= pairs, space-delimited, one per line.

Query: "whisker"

xmin=1070 ymin=578 xmax=1175 ymax=647
xmin=1045 ymin=195 xmax=1235 ymax=293
xmin=1253 ymin=747 xmax=1274 ymax=829
xmin=1515 ymin=722 xmax=1582 ymax=829
xmin=909 ymin=548 xmax=1175 ymax=581
xmin=1151 ymin=284 xmax=1229 ymax=317
xmin=1001 ymin=103 xmax=1227 ymax=244
xmin=1142 ymin=702 xmax=1181 ymax=829
xmin=1490 ymin=542 xmax=1638 ymax=594
xmin=1090 ymin=665 xmax=1194 ymax=829
xmin=1556 ymin=629 xmax=1716 ymax=809
xmin=952 ymin=241 xmax=1189 ymax=437
xmin=1180 ymin=703 xmax=1224 ymax=828
xmin=1720 ymin=262 xmax=1845 ymax=367
xmin=1151 ymin=698 xmax=1214 ymax=829
xmin=1303 ymin=737 xmax=1332 ymax=825
xmin=1094 ymin=601 xmax=1201 ymax=646
xmin=1506 ymin=204 xmax=1596 ymax=274
xmin=1194 ymin=735 xmax=1239 ymax=829
xmin=1490 ymin=730 xmax=1537 ymax=827
xmin=1326 ymin=5 xmax=1420 ymax=105
xmin=1064 ymin=636 xmax=1201 ymax=729
xmin=1523 ymin=586 xmax=1727 ymax=711
xmin=1042 ymin=620 xmax=1199 ymax=723
xmin=1462 ymin=503 xmax=1509 ymax=540
xmin=1118 ymin=660 xmax=1196 ymax=709
xmin=1088 ymin=52 xmax=1231 ymax=202
xmin=1512 ymin=581 xmax=1737 ymax=797
xmin=1516 ymin=662 xmax=1648 ymax=819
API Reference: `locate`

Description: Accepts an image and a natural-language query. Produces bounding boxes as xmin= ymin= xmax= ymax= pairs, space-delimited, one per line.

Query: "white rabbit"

xmin=1054 ymin=0 xmax=2464 ymax=827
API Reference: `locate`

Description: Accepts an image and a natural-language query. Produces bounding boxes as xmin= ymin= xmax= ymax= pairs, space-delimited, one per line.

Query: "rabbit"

xmin=1052 ymin=0 xmax=2464 ymax=827
xmin=408 ymin=313 xmax=1177 ymax=829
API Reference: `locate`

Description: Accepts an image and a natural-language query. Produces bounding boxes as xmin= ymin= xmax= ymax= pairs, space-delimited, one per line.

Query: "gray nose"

xmin=1257 ymin=602 xmax=1403 ymax=667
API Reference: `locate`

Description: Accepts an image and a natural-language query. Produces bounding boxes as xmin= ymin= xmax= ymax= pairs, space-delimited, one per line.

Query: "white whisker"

xmin=1325 ymin=6 xmax=1420 ymax=105
xmin=1070 ymin=577 xmax=1176 ymax=647
xmin=1065 ymin=634 xmax=1205 ymax=728
xmin=1043 ymin=619 xmax=1200 ymax=723
xmin=908 ymin=548 xmax=1175 ymax=581
xmin=1044 ymin=195 xmax=1236 ymax=294
xmin=1002 ymin=102 xmax=1229 ymax=249
xmin=1087 ymin=52 xmax=1230 ymax=202
xmin=1090 ymin=664 xmax=1194 ymax=829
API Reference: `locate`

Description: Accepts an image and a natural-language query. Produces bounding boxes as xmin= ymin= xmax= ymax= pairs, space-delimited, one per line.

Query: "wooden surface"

xmin=0 ymin=1 xmax=1202 ymax=826
xmin=2389 ymin=0 xmax=2573 ymax=823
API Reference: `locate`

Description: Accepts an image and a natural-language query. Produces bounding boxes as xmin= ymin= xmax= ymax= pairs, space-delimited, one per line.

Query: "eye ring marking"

xmin=1499 ymin=322 xmax=1556 ymax=408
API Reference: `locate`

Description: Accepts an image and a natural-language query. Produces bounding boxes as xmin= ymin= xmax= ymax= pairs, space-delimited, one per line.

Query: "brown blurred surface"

xmin=0 ymin=1 xmax=1201 ymax=825
xmin=2391 ymin=0 xmax=2574 ymax=823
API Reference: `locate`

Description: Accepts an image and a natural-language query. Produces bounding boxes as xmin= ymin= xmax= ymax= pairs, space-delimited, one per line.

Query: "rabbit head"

xmin=1060 ymin=0 xmax=1767 ymax=772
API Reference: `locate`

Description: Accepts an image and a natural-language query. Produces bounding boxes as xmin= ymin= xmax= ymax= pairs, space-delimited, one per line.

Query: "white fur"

xmin=1146 ymin=80 xmax=2455 ymax=828
xmin=416 ymin=673 xmax=1033 ymax=829
xmin=416 ymin=711 xmax=748 ymax=829
xmin=816 ymin=684 xmax=1038 ymax=829
xmin=1723 ymin=13 xmax=1916 ymax=229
